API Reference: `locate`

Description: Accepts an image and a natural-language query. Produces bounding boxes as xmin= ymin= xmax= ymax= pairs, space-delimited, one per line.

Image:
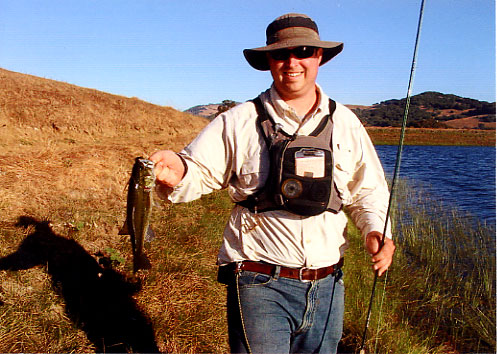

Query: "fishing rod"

xmin=359 ymin=0 xmax=426 ymax=353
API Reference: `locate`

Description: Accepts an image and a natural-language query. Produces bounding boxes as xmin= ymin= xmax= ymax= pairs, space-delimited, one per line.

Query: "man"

xmin=151 ymin=13 xmax=395 ymax=354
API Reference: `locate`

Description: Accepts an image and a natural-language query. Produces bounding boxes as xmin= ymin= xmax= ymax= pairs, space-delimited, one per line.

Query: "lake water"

xmin=375 ymin=145 xmax=496 ymax=226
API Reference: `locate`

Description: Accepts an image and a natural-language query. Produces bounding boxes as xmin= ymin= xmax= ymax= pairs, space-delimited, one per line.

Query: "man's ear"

xmin=317 ymin=48 xmax=324 ymax=64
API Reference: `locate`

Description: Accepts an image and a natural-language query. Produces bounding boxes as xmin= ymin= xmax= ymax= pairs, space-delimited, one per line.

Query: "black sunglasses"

xmin=268 ymin=46 xmax=317 ymax=61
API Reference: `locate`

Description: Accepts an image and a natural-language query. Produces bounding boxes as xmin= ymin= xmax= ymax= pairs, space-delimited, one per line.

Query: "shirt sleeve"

xmin=163 ymin=112 xmax=235 ymax=203
xmin=343 ymin=122 xmax=392 ymax=241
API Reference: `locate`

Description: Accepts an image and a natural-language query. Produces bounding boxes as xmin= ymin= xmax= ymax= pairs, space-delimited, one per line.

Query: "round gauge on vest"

xmin=281 ymin=179 xmax=303 ymax=199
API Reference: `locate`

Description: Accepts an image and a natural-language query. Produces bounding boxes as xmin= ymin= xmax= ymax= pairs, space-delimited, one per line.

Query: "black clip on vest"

xmin=238 ymin=97 xmax=343 ymax=216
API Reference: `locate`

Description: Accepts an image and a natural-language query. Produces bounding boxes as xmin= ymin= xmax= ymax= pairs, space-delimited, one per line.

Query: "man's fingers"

xmin=371 ymin=238 xmax=395 ymax=276
xmin=149 ymin=150 xmax=185 ymax=187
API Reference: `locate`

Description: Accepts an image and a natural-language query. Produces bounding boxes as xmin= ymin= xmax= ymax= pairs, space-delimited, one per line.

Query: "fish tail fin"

xmin=133 ymin=253 xmax=152 ymax=273
xmin=118 ymin=220 xmax=129 ymax=235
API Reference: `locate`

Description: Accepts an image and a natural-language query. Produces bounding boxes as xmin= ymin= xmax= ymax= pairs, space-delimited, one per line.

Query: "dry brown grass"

xmin=0 ymin=68 xmax=231 ymax=353
xmin=366 ymin=126 xmax=495 ymax=146
xmin=444 ymin=116 xmax=496 ymax=129
xmin=0 ymin=67 xmax=207 ymax=222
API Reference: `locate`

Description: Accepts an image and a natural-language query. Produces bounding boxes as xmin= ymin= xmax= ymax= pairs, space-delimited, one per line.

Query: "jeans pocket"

xmin=237 ymin=271 xmax=273 ymax=288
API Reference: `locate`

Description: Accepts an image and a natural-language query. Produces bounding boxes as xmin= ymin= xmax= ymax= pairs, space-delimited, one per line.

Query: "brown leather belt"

xmin=237 ymin=258 xmax=344 ymax=282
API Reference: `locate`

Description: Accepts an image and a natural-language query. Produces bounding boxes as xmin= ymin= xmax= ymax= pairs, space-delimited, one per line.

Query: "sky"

xmin=0 ymin=0 xmax=495 ymax=111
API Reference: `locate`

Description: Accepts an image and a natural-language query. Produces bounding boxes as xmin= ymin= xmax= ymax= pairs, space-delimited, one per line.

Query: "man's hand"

xmin=365 ymin=231 xmax=395 ymax=276
xmin=149 ymin=150 xmax=185 ymax=188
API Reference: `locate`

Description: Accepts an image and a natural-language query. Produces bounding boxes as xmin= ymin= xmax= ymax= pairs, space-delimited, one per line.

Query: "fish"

xmin=119 ymin=157 xmax=156 ymax=273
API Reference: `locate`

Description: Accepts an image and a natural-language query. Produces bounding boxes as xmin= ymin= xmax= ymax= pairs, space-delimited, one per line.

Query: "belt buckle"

xmin=235 ymin=261 xmax=244 ymax=274
xmin=298 ymin=267 xmax=311 ymax=283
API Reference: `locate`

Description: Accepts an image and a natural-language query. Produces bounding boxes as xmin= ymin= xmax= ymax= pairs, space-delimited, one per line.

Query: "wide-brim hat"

xmin=243 ymin=13 xmax=344 ymax=71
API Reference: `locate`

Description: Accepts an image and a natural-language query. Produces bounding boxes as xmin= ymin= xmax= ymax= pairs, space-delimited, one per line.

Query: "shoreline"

xmin=366 ymin=127 xmax=496 ymax=146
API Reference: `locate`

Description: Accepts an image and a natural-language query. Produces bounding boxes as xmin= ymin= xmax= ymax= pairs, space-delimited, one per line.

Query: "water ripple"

xmin=375 ymin=145 xmax=496 ymax=225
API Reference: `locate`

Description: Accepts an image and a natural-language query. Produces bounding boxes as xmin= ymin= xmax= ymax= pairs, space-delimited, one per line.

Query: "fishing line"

xmin=359 ymin=0 xmax=426 ymax=353
xmin=373 ymin=271 xmax=389 ymax=354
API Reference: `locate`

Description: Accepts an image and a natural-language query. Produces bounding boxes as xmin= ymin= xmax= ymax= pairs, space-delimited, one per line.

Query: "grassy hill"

xmin=184 ymin=103 xmax=220 ymax=118
xmin=0 ymin=67 xmax=209 ymax=221
xmin=0 ymin=68 xmax=207 ymax=139
xmin=352 ymin=91 xmax=496 ymax=129
xmin=0 ymin=68 xmax=221 ymax=352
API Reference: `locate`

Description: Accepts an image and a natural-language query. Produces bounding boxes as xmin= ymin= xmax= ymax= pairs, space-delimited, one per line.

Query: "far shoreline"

xmin=366 ymin=127 xmax=496 ymax=146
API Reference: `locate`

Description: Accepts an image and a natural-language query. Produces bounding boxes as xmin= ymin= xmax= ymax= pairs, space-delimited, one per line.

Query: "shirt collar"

xmin=260 ymin=83 xmax=331 ymax=136
xmin=268 ymin=84 xmax=328 ymax=123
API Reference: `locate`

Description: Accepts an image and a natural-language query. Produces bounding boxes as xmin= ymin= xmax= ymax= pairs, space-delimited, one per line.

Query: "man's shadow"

xmin=0 ymin=216 xmax=159 ymax=353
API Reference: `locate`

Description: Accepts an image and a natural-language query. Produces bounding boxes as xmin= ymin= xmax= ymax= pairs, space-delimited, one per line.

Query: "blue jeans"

xmin=226 ymin=266 xmax=344 ymax=354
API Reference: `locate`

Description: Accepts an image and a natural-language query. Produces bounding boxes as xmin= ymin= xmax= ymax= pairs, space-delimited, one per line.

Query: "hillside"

xmin=0 ymin=68 xmax=208 ymax=139
xmin=184 ymin=104 xmax=220 ymax=118
xmin=0 ymin=68 xmax=218 ymax=352
xmin=185 ymin=100 xmax=239 ymax=120
xmin=0 ymin=67 xmax=209 ymax=222
xmin=352 ymin=91 xmax=496 ymax=129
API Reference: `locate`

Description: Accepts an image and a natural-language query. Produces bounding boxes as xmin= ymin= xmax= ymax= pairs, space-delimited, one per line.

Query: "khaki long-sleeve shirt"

xmin=162 ymin=84 xmax=391 ymax=268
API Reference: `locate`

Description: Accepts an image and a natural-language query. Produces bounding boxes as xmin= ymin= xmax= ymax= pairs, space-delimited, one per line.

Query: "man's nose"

xmin=284 ymin=54 xmax=300 ymax=66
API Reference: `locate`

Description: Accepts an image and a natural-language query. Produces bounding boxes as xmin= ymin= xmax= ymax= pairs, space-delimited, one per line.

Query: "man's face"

xmin=267 ymin=47 xmax=323 ymax=102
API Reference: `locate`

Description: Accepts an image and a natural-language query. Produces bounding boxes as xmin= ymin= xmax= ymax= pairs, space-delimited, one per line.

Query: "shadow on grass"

xmin=0 ymin=216 xmax=159 ymax=353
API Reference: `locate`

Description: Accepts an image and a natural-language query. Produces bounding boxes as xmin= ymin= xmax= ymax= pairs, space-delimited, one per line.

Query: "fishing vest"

xmin=237 ymin=97 xmax=343 ymax=217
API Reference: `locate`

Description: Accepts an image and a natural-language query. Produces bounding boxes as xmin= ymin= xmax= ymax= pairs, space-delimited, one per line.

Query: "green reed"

xmin=344 ymin=180 xmax=496 ymax=353
xmin=395 ymin=181 xmax=495 ymax=352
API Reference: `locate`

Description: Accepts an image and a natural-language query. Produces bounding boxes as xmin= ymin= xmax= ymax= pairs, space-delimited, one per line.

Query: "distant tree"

xmin=479 ymin=114 xmax=496 ymax=123
xmin=215 ymin=100 xmax=237 ymax=118
xmin=408 ymin=118 xmax=447 ymax=128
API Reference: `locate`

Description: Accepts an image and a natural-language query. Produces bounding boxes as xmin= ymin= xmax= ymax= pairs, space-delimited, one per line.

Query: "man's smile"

xmin=285 ymin=71 xmax=303 ymax=78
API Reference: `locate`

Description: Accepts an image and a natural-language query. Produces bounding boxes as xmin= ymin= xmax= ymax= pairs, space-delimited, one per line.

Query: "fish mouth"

xmin=138 ymin=158 xmax=155 ymax=169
